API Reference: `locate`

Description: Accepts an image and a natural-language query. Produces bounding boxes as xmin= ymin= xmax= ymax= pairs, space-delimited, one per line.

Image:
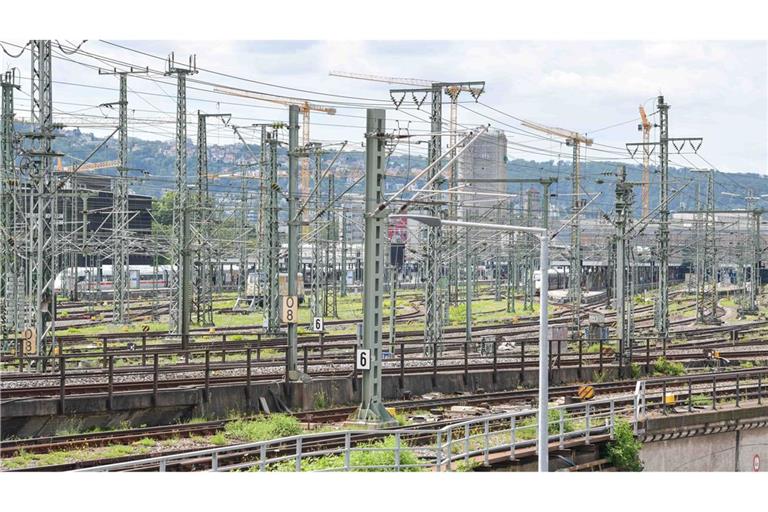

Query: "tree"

xmin=153 ymin=191 xmax=175 ymax=226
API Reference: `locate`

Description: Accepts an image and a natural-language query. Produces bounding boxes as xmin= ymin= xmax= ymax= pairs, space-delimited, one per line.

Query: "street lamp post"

xmin=390 ymin=214 xmax=551 ymax=472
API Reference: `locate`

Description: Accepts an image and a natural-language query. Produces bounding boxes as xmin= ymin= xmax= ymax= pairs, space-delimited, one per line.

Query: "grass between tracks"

xmin=0 ymin=414 xmax=307 ymax=470
xmin=0 ymin=439 xmax=160 ymax=470
xmin=54 ymin=291 xmax=416 ymax=338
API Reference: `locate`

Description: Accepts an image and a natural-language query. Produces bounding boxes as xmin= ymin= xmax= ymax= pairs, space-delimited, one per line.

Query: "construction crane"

xmin=213 ymin=86 xmax=336 ymax=232
xmin=56 ymin=157 xmax=120 ymax=173
xmin=329 ymin=70 xmax=434 ymax=88
xmin=520 ymin=119 xmax=592 ymax=340
xmin=638 ymin=105 xmax=652 ymax=218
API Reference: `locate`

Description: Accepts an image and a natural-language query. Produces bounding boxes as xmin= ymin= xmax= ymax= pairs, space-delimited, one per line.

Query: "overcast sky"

xmin=2 ymin=40 xmax=766 ymax=173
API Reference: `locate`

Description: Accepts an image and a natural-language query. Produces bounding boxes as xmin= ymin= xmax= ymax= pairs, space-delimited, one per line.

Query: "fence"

xmin=77 ymin=394 xmax=632 ymax=472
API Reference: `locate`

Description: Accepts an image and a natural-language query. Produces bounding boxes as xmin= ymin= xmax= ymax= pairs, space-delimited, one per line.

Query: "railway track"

xmin=3 ymin=367 xmax=765 ymax=471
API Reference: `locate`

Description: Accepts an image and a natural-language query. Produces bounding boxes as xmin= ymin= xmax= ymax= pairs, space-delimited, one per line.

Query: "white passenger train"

xmin=54 ymin=264 xmax=243 ymax=293
xmin=533 ymin=268 xmax=569 ymax=292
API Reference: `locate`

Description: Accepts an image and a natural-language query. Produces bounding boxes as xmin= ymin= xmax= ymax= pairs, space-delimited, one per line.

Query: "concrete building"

xmin=458 ymin=127 xmax=507 ymax=220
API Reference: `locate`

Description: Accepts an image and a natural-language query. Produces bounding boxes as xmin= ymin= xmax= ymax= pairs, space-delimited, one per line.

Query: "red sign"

xmin=754 ymin=454 xmax=760 ymax=472
xmin=388 ymin=216 xmax=408 ymax=244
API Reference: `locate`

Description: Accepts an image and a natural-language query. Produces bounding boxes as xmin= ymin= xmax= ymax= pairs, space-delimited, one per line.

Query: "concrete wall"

xmin=641 ymin=427 xmax=768 ymax=472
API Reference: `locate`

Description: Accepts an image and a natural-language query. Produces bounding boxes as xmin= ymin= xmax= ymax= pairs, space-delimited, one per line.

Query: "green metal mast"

xmin=355 ymin=108 xmax=394 ymax=425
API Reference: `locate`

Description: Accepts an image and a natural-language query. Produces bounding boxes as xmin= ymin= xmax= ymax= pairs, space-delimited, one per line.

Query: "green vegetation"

xmin=133 ymin=437 xmax=157 ymax=448
xmin=453 ymin=459 xmax=481 ymax=472
xmin=651 ymin=357 xmax=685 ymax=376
xmin=690 ymin=394 xmax=713 ymax=407
xmin=223 ymin=414 xmax=302 ymax=443
xmin=604 ymin=419 xmax=643 ymax=471
xmin=630 ymin=363 xmax=642 ymax=379
xmin=393 ymin=412 xmax=410 ymax=427
xmin=266 ymin=436 xmax=423 ymax=472
xmin=585 ymin=341 xmax=617 ymax=354
xmin=313 ymin=390 xmax=329 ymax=410
xmin=209 ymin=433 xmax=227 ymax=446
xmin=0 ymin=442 xmax=156 ymax=470
xmin=449 ymin=303 xmax=467 ymax=324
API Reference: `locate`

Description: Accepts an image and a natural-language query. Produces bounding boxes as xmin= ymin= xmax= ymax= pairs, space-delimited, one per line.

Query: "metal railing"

xmin=76 ymin=395 xmax=632 ymax=472
xmin=632 ymin=367 xmax=767 ymax=434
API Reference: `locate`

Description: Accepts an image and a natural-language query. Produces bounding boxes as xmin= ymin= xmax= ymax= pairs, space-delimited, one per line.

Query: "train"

xmin=53 ymin=264 xmax=242 ymax=293
xmin=534 ymin=268 xmax=569 ymax=292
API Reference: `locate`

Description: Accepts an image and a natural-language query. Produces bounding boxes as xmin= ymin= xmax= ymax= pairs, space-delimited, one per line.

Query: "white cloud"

xmin=4 ymin=39 xmax=762 ymax=173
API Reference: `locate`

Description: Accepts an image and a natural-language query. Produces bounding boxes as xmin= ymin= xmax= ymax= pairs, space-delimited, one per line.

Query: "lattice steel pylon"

xmin=263 ymin=124 xmax=282 ymax=334
xmin=389 ymin=81 xmax=484 ymax=357
xmin=568 ymin=141 xmax=583 ymax=336
xmin=423 ymin=84 xmax=444 ymax=357
xmin=310 ymin=144 xmax=324 ymax=318
xmin=340 ymin=206 xmax=348 ymax=297
xmin=614 ymin=165 xmax=634 ymax=376
xmin=390 ymin=85 xmax=444 ymax=357
xmin=195 ymin=111 xmax=230 ymax=325
xmin=656 ymin=96 xmax=670 ymax=341
xmin=702 ymin=168 xmax=718 ymax=323
xmin=112 ymin=74 xmax=130 ymax=323
xmin=26 ymin=40 xmax=58 ymax=357
xmin=165 ymin=53 xmax=197 ymax=337
xmin=327 ymin=170 xmax=338 ymax=317
xmin=750 ymin=209 xmax=762 ymax=313
xmin=98 ymin=67 xmax=147 ymax=324
xmin=1 ymin=69 xmax=21 ymax=346
xmin=626 ymin=95 xmax=703 ymax=353
xmin=520 ymin=119 xmax=592 ymax=338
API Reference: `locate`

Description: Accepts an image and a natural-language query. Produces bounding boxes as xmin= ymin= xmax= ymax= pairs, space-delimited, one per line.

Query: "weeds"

xmin=651 ymin=357 xmax=685 ymax=376
xmin=313 ymin=390 xmax=329 ymax=410
xmin=209 ymin=433 xmax=227 ymax=446
xmin=223 ymin=414 xmax=302 ymax=443
xmin=266 ymin=436 xmax=423 ymax=472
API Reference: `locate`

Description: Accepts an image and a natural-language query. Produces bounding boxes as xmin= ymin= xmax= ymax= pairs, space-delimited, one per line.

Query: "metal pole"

xmin=166 ymin=54 xmax=197 ymax=334
xmin=0 ymin=70 xmax=21 ymax=348
xmin=340 ymin=207 xmax=348 ymax=297
xmin=27 ymin=40 xmax=56 ymax=359
xmin=423 ymin=84 xmax=444 ymax=357
xmin=286 ymin=105 xmax=301 ymax=380
xmin=538 ymin=233 xmax=550 ymax=473
xmin=466 ymin=223 xmax=473 ymax=345
xmin=356 ymin=109 xmax=394 ymax=424
xmin=112 ymin=73 xmax=129 ymax=324
xmin=657 ymin=95 xmax=670 ymax=352
xmin=388 ymin=265 xmax=397 ymax=353
xmin=180 ymin=206 xmax=192 ymax=349
xmin=569 ymin=140 xmax=582 ymax=344
xmin=265 ymin=125 xmax=281 ymax=334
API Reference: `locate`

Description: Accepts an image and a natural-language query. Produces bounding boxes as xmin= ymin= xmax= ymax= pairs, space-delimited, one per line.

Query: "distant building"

xmin=457 ymin=128 xmax=507 ymax=220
